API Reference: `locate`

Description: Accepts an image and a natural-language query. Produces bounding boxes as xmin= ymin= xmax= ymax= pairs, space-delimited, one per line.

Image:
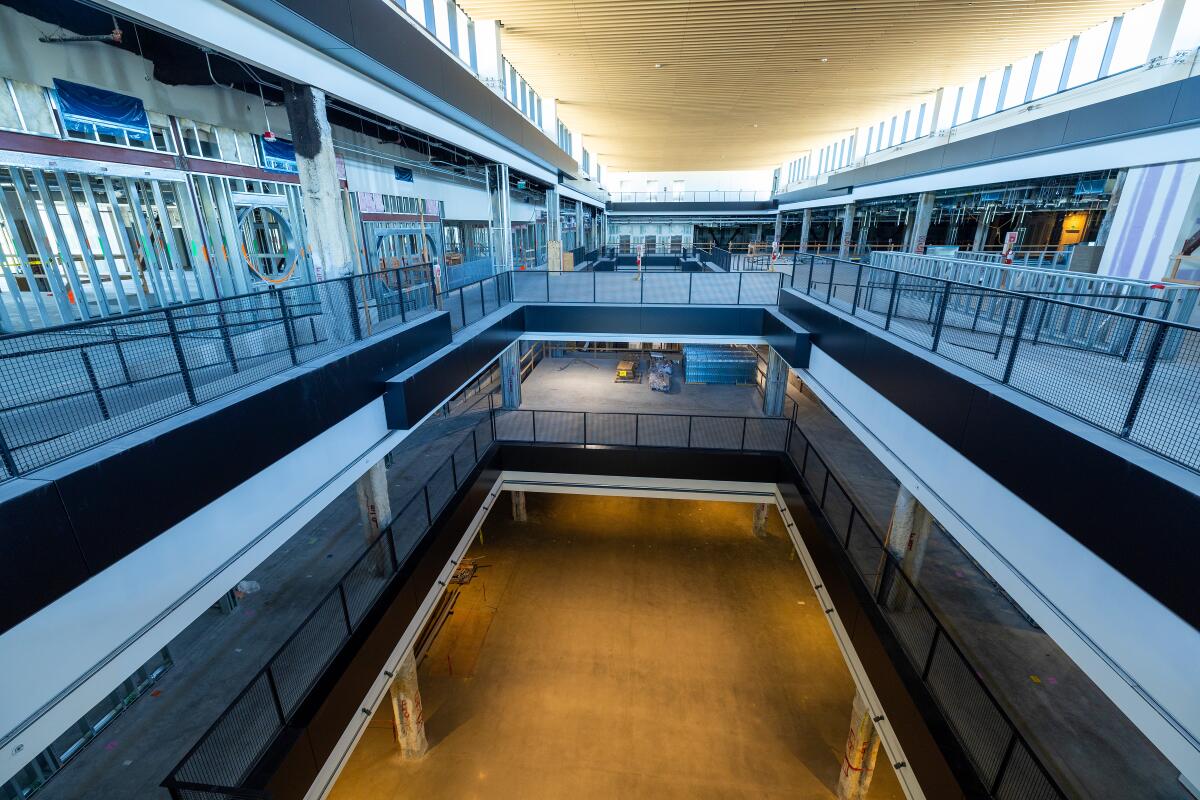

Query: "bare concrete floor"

xmin=329 ymin=493 xmax=904 ymax=800
xmin=520 ymin=354 xmax=764 ymax=417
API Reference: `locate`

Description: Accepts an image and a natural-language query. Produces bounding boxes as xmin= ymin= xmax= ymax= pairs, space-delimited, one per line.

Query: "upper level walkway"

xmin=4 ymin=254 xmax=1199 ymax=485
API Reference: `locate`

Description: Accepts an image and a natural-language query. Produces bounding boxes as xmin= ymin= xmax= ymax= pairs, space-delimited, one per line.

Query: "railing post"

xmin=634 ymin=413 xmax=640 ymax=446
xmin=990 ymin=732 xmax=1020 ymax=796
xmin=531 ymin=409 xmax=538 ymax=442
xmin=921 ymin=625 xmax=941 ymax=680
xmin=686 ymin=415 xmax=692 ymax=447
xmin=423 ymin=484 xmax=433 ymax=525
xmin=489 ymin=392 xmax=497 ymax=440
xmin=883 ymin=271 xmax=901 ymax=331
xmin=342 ymin=276 xmax=363 ymax=340
xmin=264 ymin=666 xmax=288 ymax=724
xmin=593 ymin=268 xmax=597 ymax=302
xmin=1121 ymin=322 xmax=1169 ymax=437
xmin=851 ymin=262 xmax=863 ymax=314
xmin=385 ymin=521 xmax=399 ymax=571
xmin=276 ymin=288 xmax=298 ymax=365
xmin=1001 ymin=296 xmax=1032 ymax=384
xmin=0 ymin=424 xmax=18 ymax=477
xmin=825 ymin=263 xmax=834 ymax=304
xmin=450 ymin=451 xmax=458 ymax=487
xmin=736 ymin=273 xmax=743 ymax=304
xmin=337 ymin=582 xmax=354 ymax=631
xmin=929 ymin=282 xmax=952 ymax=352
xmin=459 ymin=287 xmax=467 ymax=329
xmin=639 ymin=270 xmax=645 ymax=303
xmin=111 ymin=326 xmax=133 ymax=383
xmin=80 ymin=349 xmax=110 ymax=420
xmin=164 ymin=308 xmax=197 ymax=405
xmin=687 ymin=272 xmax=693 ymax=304
xmin=582 ymin=412 xmax=588 ymax=445
xmin=741 ymin=417 xmax=747 ymax=449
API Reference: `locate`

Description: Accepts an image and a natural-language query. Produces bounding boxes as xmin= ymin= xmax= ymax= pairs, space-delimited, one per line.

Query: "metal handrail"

xmin=789 ymin=254 xmax=1200 ymax=472
xmin=160 ymin=405 xmax=1066 ymax=799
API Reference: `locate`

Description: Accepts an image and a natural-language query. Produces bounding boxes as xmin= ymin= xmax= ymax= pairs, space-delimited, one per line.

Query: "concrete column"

xmin=1094 ymin=169 xmax=1128 ymax=246
xmin=356 ymin=460 xmax=391 ymax=575
xmin=838 ymin=203 xmax=855 ymax=258
xmin=511 ymin=490 xmax=527 ymax=521
xmin=879 ymin=485 xmax=933 ymax=609
xmin=500 ymin=342 xmax=521 ymax=409
xmin=798 ymin=209 xmax=812 ymax=253
xmin=485 ymin=163 xmax=512 ymax=270
xmin=836 ymin=692 xmax=881 ymax=800
xmin=856 ymin=210 xmax=871 ymax=255
xmin=752 ymin=503 xmax=769 ymax=539
xmin=971 ymin=214 xmax=989 ymax=251
xmin=772 ymin=212 xmax=783 ymax=248
xmin=388 ymin=648 xmax=428 ymax=758
xmin=762 ymin=347 xmax=787 ymax=417
xmin=545 ymin=187 xmax=561 ymax=270
xmin=282 ymin=83 xmax=354 ymax=281
xmin=906 ymin=192 xmax=936 ymax=254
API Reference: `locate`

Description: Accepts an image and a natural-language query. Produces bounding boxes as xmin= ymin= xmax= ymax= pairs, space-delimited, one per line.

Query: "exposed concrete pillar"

xmin=500 ymin=342 xmax=521 ymax=409
xmin=485 ymin=163 xmax=512 ymax=270
xmin=856 ymin=210 xmax=871 ymax=255
xmin=772 ymin=212 xmax=783 ymax=248
xmin=879 ymin=485 xmax=934 ymax=609
xmin=356 ymin=460 xmax=392 ymax=575
xmin=511 ymin=490 xmax=528 ymax=521
xmin=388 ymin=648 xmax=428 ymax=758
xmin=545 ymin=187 xmax=561 ymax=270
xmin=838 ymin=203 xmax=855 ymax=258
xmin=762 ymin=347 xmax=787 ymax=417
xmin=752 ymin=503 xmax=769 ymax=539
xmin=282 ymin=83 xmax=354 ymax=281
xmin=971 ymin=214 xmax=989 ymax=251
xmin=1094 ymin=169 xmax=1128 ymax=246
xmin=836 ymin=692 xmax=881 ymax=800
xmin=906 ymin=192 xmax=936 ymax=254
xmin=798 ymin=209 xmax=812 ymax=253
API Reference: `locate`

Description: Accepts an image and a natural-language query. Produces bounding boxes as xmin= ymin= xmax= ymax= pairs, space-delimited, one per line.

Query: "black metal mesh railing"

xmin=508 ymin=269 xmax=782 ymax=306
xmin=788 ymin=254 xmax=1200 ymax=473
xmin=165 ymin=404 xmax=1066 ymax=799
xmin=0 ymin=266 xmax=511 ymax=481
xmin=162 ymin=416 xmax=495 ymax=799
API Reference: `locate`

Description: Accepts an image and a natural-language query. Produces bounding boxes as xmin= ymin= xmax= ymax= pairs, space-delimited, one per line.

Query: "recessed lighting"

xmin=654 ymin=63 xmax=664 ymax=68
xmin=819 ymin=57 xmax=829 ymax=63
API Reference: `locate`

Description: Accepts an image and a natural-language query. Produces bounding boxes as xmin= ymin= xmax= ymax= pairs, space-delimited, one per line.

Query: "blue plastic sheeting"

xmin=441 ymin=256 xmax=495 ymax=290
xmin=53 ymin=79 xmax=150 ymax=141
xmin=261 ymin=137 xmax=298 ymax=173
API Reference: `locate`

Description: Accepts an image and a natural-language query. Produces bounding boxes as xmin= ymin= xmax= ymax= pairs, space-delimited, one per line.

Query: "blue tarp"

xmin=53 ymin=79 xmax=151 ymax=141
xmin=261 ymin=137 xmax=298 ymax=173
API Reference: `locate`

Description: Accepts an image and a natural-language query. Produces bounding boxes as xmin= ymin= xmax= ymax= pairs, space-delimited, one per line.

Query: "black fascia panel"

xmin=777 ymin=289 xmax=1200 ymax=628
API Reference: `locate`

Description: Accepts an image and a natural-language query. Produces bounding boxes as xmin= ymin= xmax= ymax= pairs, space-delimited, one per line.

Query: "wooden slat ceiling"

xmin=456 ymin=0 xmax=1145 ymax=171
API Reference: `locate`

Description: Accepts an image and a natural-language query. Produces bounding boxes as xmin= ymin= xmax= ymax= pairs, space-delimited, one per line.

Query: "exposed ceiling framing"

xmin=458 ymin=0 xmax=1148 ymax=171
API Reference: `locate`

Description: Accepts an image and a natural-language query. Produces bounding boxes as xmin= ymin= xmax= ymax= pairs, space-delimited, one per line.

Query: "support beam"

xmin=836 ymin=692 xmax=881 ymax=800
xmin=838 ymin=203 xmax=855 ymax=258
xmin=500 ymin=342 xmax=521 ymax=409
xmin=972 ymin=214 xmax=989 ymax=252
xmin=798 ymin=210 xmax=813 ymax=253
xmin=907 ymin=192 xmax=936 ymax=254
xmin=546 ymin=187 xmax=561 ymax=270
xmin=1095 ymin=169 xmax=1129 ymax=246
xmin=752 ymin=503 xmax=769 ymax=539
xmin=763 ymin=347 xmax=788 ymax=417
xmin=355 ymin=460 xmax=392 ymax=575
xmin=879 ymin=485 xmax=934 ymax=612
xmin=511 ymin=489 xmax=528 ymax=522
xmin=388 ymin=648 xmax=428 ymax=759
xmin=486 ymin=163 xmax=513 ymax=270
xmin=282 ymin=83 xmax=354 ymax=281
